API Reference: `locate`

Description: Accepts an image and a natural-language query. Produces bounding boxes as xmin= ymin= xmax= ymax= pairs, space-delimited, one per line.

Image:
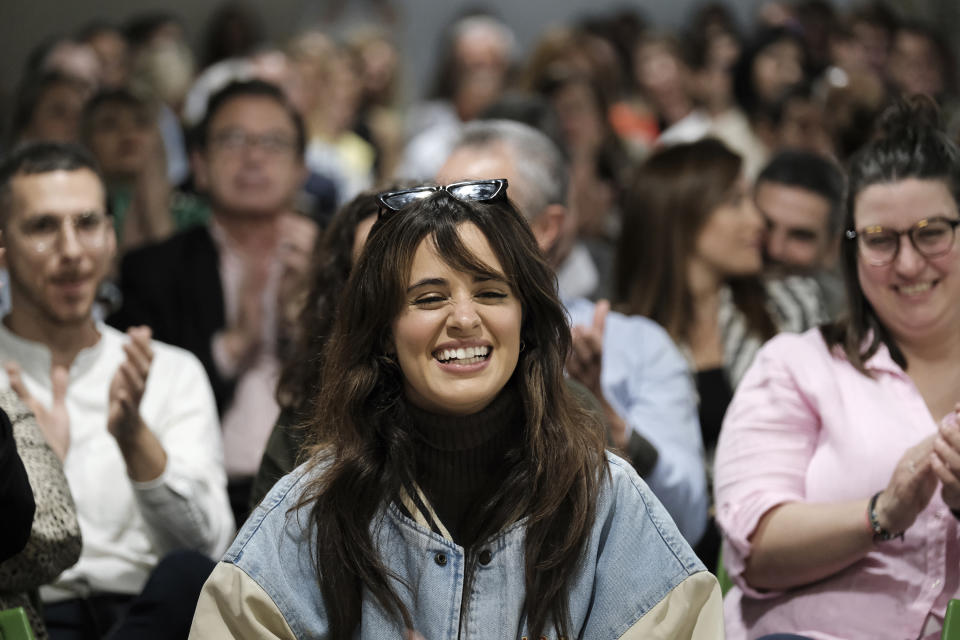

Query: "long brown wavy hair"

xmin=614 ymin=138 xmax=776 ymax=344
xmin=275 ymin=190 xmax=381 ymax=418
xmin=298 ymin=191 xmax=608 ymax=638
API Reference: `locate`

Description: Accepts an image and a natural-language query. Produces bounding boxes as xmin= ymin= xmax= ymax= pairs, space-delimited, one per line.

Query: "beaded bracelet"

xmin=867 ymin=491 xmax=904 ymax=542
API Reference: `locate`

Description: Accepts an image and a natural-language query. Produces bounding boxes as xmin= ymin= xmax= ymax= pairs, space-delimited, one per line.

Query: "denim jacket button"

xmin=478 ymin=549 xmax=492 ymax=565
xmin=434 ymin=553 xmax=447 ymax=567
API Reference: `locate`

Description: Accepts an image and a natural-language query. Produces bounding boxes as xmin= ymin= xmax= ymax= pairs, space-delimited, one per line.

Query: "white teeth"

xmin=435 ymin=346 xmax=491 ymax=362
xmin=899 ymin=282 xmax=933 ymax=295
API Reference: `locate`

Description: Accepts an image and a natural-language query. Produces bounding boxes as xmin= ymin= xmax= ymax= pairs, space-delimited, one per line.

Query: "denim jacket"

xmin=191 ymin=452 xmax=723 ymax=639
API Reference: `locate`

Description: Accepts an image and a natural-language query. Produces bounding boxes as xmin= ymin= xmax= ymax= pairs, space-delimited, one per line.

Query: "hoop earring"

xmin=519 ymin=340 xmax=526 ymax=353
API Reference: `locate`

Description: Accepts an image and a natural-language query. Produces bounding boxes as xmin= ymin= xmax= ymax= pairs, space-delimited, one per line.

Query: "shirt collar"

xmin=0 ymin=318 xmax=105 ymax=383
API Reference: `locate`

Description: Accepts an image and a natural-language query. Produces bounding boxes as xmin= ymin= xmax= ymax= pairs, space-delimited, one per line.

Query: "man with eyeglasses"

xmin=0 ymin=142 xmax=233 ymax=637
xmin=110 ymin=80 xmax=317 ymax=526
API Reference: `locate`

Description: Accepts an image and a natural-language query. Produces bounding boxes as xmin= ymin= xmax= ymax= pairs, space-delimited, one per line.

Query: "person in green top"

xmin=80 ymin=88 xmax=209 ymax=252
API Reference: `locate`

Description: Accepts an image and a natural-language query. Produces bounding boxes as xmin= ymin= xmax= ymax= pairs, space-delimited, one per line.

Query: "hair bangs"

xmin=430 ymin=211 xmax=517 ymax=288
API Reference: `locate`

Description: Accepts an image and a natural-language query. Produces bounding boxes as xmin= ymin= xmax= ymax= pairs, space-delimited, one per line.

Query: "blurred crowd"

xmin=3 ymin=0 xmax=960 ymax=638
xmin=5 ymin=1 xmax=955 ymax=249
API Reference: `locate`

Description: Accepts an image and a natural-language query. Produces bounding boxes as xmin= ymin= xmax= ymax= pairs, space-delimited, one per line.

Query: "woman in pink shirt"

xmin=715 ymin=97 xmax=960 ymax=640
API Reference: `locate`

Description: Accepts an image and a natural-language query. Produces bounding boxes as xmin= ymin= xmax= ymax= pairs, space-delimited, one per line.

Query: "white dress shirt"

xmin=0 ymin=321 xmax=235 ymax=600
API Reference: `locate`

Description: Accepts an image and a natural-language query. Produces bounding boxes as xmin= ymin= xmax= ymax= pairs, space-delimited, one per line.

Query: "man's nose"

xmin=766 ymin=229 xmax=785 ymax=260
xmin=241 ymin=138 xmax=269 ymax=163
xmin=57 ymin=222 xmax=84 ymax=257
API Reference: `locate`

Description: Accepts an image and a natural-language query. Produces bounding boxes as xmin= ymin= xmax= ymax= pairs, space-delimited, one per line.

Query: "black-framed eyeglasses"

xmin=845 ymin=216 xmax=960 ymax=266
xmin=209 ymin=128 xmax=298 ymax=155
xmin=376 ymin=179 xmax=508 ymax=216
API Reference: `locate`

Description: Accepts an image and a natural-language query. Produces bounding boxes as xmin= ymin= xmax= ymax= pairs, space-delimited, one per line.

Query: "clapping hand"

xmin=108 ymin=326 xmax=154 ymax=442
xmin=6 ymin=361 xmax=70 ymax=461
xmin=875 ymin=434 xmax=939 ymax=534
xmin=932 ymin=403 xmax=960 ymax=512
xmin=567 ymin=300 xmax=628 ymax=449
xmin=567 ymin=300 xmax=609 ymax=397
xmin=220 ymin=258 xmax=269 ymax=369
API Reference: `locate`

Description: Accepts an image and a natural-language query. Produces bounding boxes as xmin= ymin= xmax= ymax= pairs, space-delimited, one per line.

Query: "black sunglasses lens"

xmin=381 ymin=189 xmax=436 ymax=211
xmin=448 ymin=181 xmax=502 ymax=201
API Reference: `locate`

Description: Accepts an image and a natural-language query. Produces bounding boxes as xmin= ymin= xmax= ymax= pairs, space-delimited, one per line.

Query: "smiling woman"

xmin=392 ymin=222 xmax=522 ymax=416
xmin=191 ymin=182 xmax=723 ymax=639
xmin=714 ymin=97 xmax=960 ymax=639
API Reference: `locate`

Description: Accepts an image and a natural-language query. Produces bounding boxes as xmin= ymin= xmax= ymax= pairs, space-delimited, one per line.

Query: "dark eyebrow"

xmin=25 ymin=209 xmax=102 ymax=221
xmin=406 ymin=274 xmax=509 ymax=293
xmin=407 ymin=278 xmax=447 ymax=293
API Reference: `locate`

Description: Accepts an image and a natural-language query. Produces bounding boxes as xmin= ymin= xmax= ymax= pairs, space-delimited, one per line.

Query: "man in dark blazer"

xmin=110 ymin=80 xmax=316 ymax=522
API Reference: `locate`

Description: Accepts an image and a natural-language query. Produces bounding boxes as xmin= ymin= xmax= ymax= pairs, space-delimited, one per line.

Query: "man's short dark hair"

xmin=193 ymin=79 xmax=306 ymax=156
xmin=0 ymin=142 xmax=107 ymax=227
xmin=756 ymin=150 xmax=845 ymax=236
xmin=81 ymin=88 xmax=154 ymax=144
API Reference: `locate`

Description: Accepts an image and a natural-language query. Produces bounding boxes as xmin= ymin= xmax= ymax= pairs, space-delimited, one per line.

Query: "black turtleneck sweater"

xmin=406 ymin=385 xmax=524 ymax=548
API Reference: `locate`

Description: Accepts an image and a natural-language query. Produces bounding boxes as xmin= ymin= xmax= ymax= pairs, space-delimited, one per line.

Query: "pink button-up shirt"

xmin=715 ymin=329 xmax=959 ymax=640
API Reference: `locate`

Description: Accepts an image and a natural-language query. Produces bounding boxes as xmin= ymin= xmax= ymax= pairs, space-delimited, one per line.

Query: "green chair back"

xmin=0 ymin=607 xmax=34 ymax=640
xmin=715 ymin=548 xmax=734 ymax=597
xmin=943 ymin=599 xmax=960 ymax=640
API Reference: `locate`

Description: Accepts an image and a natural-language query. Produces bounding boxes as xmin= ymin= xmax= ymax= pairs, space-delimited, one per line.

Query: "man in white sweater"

xmin=0 ymin=142 xmax=234 ymax=637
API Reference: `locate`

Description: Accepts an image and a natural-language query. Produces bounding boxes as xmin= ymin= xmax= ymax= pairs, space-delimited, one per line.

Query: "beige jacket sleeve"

xmin=190 ymin=562 xmax=297 ymax=640
xmin=192 ymin=559 xmax=724 ymax=640
xmin=620 ymin=571 xmax=725 ymax=640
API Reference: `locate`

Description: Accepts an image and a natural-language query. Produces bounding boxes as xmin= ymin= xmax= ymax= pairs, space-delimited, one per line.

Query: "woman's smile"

xmin=392 ymin=223 xmax=522 ymax=416
xmin=433 ymin=343 xmax=492 ymax=366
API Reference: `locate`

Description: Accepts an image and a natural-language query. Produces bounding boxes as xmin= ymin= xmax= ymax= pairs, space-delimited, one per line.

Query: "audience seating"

xmin=0 ymin=607 xmax=34 ymax=640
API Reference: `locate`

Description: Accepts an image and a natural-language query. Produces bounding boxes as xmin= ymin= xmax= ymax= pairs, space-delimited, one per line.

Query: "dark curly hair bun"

xmin=875 ymin=94 xmax=943 ymax=141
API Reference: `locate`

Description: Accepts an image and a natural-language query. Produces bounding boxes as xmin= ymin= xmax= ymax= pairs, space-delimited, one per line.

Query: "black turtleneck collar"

xmin=406 ymin=384 xmax=524 ymax=546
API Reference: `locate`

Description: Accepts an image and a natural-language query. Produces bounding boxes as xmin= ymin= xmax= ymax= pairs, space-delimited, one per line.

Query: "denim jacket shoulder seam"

xmin=226 ymin=471 xmax=308 ymax=563
xmin=610 ymin=569 xmax=713 ymax=638
xmin=605 ymin=454 xmax=700 ymax=575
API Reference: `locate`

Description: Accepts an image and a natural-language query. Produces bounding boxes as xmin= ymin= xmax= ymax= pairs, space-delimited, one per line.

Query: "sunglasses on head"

xmin=376 ymin=179 xmax=508 ymax=217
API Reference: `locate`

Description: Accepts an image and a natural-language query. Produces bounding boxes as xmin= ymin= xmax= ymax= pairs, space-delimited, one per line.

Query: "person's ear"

xmin=381 ymin=330 xmax=397 ymax=357
xmin=529 ymin=204 xmax=567 ymax=255
xmin=191 ymin=150 xmax=209 ymax=191
xmin=296 ymin=162 xmax=308 ymax=187
xmin=105 ymin=219 xmax=118 ymax=261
